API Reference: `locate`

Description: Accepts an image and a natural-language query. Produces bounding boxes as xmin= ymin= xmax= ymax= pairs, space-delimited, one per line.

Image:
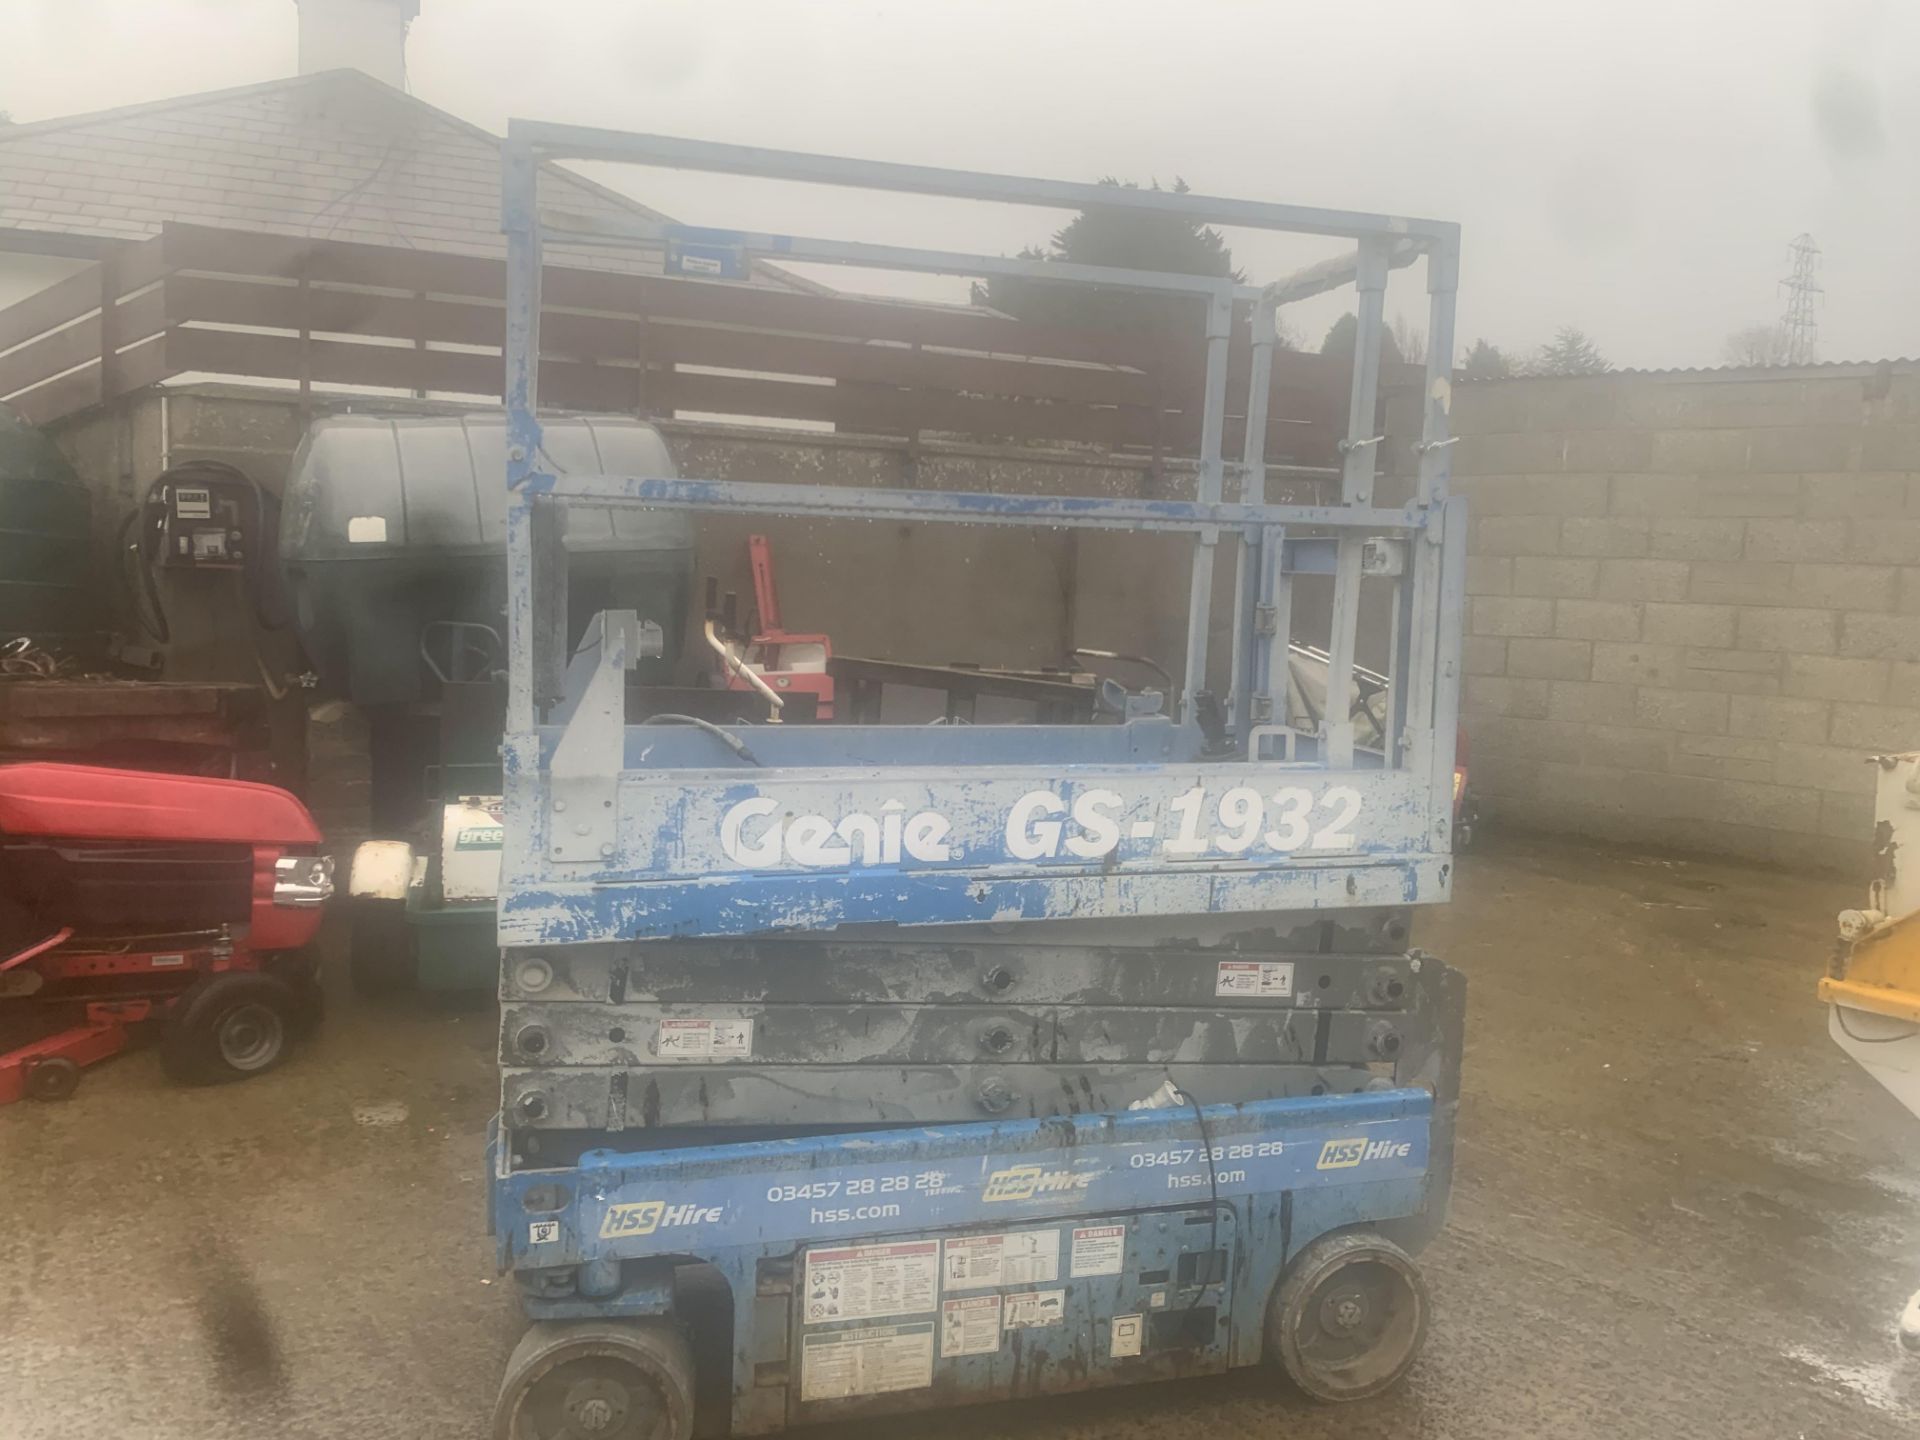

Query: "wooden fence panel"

xmin=0 ymin=223 xmax=1380 ymax=469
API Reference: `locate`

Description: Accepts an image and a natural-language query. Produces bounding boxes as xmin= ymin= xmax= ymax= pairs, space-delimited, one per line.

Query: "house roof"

xmin=0 ymin=69 xmax=818 ymax=289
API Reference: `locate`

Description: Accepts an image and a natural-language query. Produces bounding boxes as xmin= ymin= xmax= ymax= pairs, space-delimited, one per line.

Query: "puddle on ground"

xmin=1785 ymin=1344 xmax=1920 ymax=1419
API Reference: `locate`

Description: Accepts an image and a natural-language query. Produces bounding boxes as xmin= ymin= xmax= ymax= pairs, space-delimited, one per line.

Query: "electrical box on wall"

xmin=157 ymin=480 xmax=247 ymax=569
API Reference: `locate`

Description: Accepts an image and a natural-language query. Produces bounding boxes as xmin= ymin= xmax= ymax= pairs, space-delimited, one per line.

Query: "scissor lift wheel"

xmin=1269 ymin=1229 xmax=1429 ymax=1402
xmin=494 ymin=1319 xmax=696 ymax=1440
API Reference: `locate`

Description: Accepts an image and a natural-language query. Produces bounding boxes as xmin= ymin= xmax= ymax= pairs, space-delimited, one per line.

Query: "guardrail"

xmin=0 ymin=223 xmax=1399 ymax=467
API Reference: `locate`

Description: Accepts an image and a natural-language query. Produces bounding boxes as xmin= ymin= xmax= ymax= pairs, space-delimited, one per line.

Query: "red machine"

xmin=718 ymin=534 xmax=835 ymax=719
xmin=0 ymin=763 xmax=333 ymax=1102
xmin=1453 ymin=728 xmax=1478 ymax=849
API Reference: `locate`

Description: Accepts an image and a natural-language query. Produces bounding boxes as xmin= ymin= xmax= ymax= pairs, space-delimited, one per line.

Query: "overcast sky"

xmin=3 ymin=0 xmax=1915 ymax=368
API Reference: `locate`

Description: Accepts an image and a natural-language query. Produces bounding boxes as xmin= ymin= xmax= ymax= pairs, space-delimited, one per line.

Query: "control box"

xmin=157 ymin=481 xmax=246 ymax=569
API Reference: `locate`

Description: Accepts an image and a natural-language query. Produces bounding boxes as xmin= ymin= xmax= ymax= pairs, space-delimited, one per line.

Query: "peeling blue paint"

xmin=497 ymin=854 xmax=1448 ymax=946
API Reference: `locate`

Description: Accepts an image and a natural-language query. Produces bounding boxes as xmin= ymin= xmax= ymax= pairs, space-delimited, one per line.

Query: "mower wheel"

xmin=266 ymin=950 xmax=326 ymax=1037
xmin=160 ymin=972 xmax=298 ymax=1085
xmin=349 ymin=898 xmax=419 ymax=997
xmin=25 ymin=1056 xmax=80 ymax=1101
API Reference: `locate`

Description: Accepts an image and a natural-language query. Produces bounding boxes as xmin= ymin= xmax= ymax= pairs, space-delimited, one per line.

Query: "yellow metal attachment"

xmin=1821 ymin=910 xmax=1920 ymax=1025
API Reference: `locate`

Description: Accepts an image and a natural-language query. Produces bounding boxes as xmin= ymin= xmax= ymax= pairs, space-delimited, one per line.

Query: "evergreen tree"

xmin=978 ymin=178 xmax=1249 ymax=348
xmin=1530 ymin=326 xmax=1611 ymax=376
xmin=1460 ymin=338 xmax=1514 ymax=380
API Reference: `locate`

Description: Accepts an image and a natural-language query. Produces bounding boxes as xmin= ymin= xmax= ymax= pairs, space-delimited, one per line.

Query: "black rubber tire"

xmin=265 ymin=949 xmax=326 ymax=1037
xmin=493 ymin=1319 xmax=695 ymax=1440
xmin=25 ymin=1055 xmax=80 ymax=1101
xmin=1268 ymin=1229 xmax=1430 ymax=1403
xmin=348 ymin=898 xmax=419 ymax=997
xmin=159 ymin=971 xmax=298 ymax=1086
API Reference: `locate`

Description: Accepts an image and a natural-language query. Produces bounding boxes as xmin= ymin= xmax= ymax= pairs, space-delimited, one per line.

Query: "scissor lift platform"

xmin=489 ymin=124 xmax=1466 ymax=1437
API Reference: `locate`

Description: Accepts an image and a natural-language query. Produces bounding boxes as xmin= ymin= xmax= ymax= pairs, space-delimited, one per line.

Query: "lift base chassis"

xmin=491 ymin=936 xmax=1462 ymax=1431
xmin=493 ymin=1061 xmax=1457 ymax=1432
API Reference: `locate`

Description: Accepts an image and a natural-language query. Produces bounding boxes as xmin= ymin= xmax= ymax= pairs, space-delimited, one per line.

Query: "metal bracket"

xmin=546 ymin=610 xmax=663 ymax=864
xmin=665 ymin=229 xmax=750 ymax=280
xmin=1361 ymin=539 xmax=1408 ymax=578
xmin=1255 ymin=604 xmax=1277 ymax=638
xmin=1247 ymin=724 xmax=1303 ymax=762
xmin=1279 ymin=537 xmax=1407 ymax=577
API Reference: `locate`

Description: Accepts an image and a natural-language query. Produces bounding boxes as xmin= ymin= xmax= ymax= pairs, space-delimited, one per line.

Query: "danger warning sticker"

xmin=804 ymin=1241 xmax=938 ymax=1324
xmin=939 ymin=1295 xmax=1003 ymax=1357
xmin=1214 ymin=960 xmax=1295 ymax=998
xmin=800 ymin=1322 xmax=935 ymax=1401
xmin=1069 ymin=1225 xmax=1126 ymax=1277
xmin=942 ymin=1229 xmax=1060 ymax=1290
xmin=1002 ymin=1289 xmax=1066 ymax=1330
xmin=655 ymin=1017 xmax=754 ymax=1060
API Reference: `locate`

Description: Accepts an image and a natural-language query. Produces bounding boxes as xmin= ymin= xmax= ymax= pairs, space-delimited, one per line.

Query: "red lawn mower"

xmin=0 ymin=763 xmax=334 ymax=1103
xmin=710 ymin=534 xmax=835 ymax=720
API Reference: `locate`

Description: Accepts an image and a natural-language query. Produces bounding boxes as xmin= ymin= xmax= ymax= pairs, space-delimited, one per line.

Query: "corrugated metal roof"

xmin=0 ymin=69 xmax=819 ymax=290
xmin=1611 ymin=358 xmax=1919 ymax=379
xmin=1459 ymin=358 xmax=1920 ymax=383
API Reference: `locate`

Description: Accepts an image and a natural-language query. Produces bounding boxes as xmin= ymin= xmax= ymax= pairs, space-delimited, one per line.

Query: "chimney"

xmin=295 ymin=0 xmax=419 ymax=89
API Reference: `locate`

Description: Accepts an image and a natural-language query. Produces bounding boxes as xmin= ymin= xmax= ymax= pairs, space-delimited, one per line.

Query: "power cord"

xmin=117 ymin=506 xmax=170 ymax=645
xmin=1832 ymin=1004 xmax=1920 ymax=1045
xmin=1169 ymin=1082 xmax=1222 ymax=1314
xmin=638 ymin=714 xmax=762 ymax=766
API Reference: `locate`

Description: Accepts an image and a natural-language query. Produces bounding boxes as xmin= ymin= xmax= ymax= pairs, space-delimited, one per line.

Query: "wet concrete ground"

xmin=3 ymin=831 xmax=1918 ymax=1439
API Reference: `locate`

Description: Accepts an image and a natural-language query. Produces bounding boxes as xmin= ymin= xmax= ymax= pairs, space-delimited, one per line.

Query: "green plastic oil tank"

xmin=0 ymin=404 xmax=97 ymax=655
xmin=279 ymin=413 xmax=694 ymax=706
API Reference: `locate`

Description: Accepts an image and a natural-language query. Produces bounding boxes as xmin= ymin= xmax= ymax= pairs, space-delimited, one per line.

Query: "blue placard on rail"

xmin=508 ymin=1099 xmax=1430 ymax=1262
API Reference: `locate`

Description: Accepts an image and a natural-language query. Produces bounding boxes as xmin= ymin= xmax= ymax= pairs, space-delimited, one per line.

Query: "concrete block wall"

xmin=1453 ymin=363 xmax=1920 ymax=871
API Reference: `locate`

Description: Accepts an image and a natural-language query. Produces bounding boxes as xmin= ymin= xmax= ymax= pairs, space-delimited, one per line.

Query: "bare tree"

xmin=1389 ymin=312 xmax=1427 ymax=367
xmin=1722 ymin=324 xmax=1795 ymax=367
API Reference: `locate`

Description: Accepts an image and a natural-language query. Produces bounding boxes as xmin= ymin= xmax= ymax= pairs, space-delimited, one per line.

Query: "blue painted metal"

xmin=490 ymin=123 xmax=1466 ymax=1433
xmin=497 ymin=133 xmax=1465 ymax=925
xmin=496 ymin=1092 xmax=1436 ymax=1432
xmin=505 ymin=122 xmax=1459 ymax=245
xmin=609 ymin=715 xmax=1196 ymax=767
xmin=516 ymin=470 xmax=1440 ymax=534
xmin=1227 ymin=297 xmax=1279 ymax=745
xmin=497 ymin=1089 xmax=1430 ymax=1267
xmin=501 ymin=854 xmax=1446 ymax=945
xmin=664 ymin=231 xmax=751 ymax=281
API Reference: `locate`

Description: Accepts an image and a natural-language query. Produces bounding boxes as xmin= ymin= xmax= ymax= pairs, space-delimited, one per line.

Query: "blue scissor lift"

xmin=489 ymin=123 xmax=1467 ymax=1440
